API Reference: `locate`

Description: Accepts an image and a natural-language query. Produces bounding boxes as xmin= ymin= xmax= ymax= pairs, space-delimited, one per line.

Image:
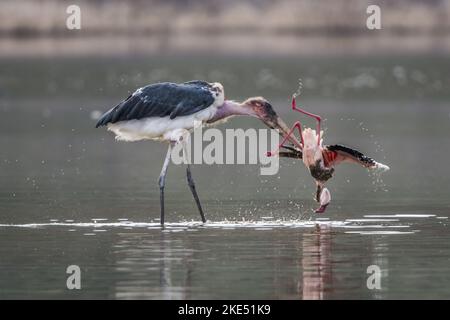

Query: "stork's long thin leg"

xmin=158 ymin=143 xmax=173 ymax=226
xmin=186 ymin=164 xmax=207 ymax=223
xmin=182 ymin=143 xmax=206 ymax=223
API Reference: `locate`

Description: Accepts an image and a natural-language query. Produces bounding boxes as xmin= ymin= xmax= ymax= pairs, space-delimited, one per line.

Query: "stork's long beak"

xmin=247 ymin=99 xmax=303 ymax=150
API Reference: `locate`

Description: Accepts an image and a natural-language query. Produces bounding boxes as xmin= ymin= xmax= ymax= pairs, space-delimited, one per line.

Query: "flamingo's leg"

xmin=267 ymin=121 xmax=304 ymax=157
xmin=292 ymin=96 xmax=322 ymax=145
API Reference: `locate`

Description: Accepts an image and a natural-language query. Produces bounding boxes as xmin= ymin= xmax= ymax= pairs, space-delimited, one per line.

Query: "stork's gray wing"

xmin=95 ymin=81 xmax=216 ymax=127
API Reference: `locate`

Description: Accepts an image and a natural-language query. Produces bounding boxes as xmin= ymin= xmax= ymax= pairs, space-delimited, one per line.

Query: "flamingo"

xmin=95 ymin=80 xmax=297 ymax=225
xmin=268 ymin=97 xmax=389 ymax=213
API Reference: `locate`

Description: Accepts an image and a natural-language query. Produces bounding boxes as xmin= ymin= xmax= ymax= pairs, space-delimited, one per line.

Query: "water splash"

xmin=368 ymin=166 xmax=389 ymax=193
xmin=0 ymin=220 xmax=349 ymax=230
xmin=353 ymin=119 xmax=390 ymax=192
xmin=292 ymin=78 xmax=303 ymax=98
xmin=2 ymin=214 xmax=441 ymax=236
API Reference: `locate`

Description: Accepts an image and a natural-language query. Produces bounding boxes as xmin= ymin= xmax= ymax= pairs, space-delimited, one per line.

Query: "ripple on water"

xmin=0 ymin=217 xmax=428 ymax=237
xmin=0 ymin=219 xmax=396 ymax=231
xmin=3 ymin=213 xmax=443 ymax=235
xmin=364 ymin=214 xmax=436 ymax=218
xmin=345 ymin=230 xmax=415 ymax=235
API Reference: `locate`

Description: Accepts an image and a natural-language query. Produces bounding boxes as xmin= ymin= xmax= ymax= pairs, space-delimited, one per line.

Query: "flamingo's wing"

xmin=325 ymin=144 xmax=379 ymax=168
xmin=279 ymin=145 xmax=303 ymax=159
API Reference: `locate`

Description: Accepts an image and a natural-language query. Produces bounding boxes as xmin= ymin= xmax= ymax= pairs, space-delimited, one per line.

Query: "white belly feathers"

xmin=107 ymin=105 xmax=218 ymax=142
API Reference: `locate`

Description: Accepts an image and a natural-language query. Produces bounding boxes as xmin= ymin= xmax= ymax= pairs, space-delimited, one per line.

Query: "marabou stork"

xmin=96 ymin=80 xmax=297 ymax=225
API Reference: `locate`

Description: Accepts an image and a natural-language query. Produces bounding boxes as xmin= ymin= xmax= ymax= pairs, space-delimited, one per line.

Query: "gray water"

xmin=0 ymin=55 xmax=450 ymax=299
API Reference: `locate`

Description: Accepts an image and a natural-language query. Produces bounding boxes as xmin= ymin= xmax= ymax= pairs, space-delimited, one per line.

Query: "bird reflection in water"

xmin=299 ymin=224 xmax=333 ymax=299
xmin=158 ymin=232 xmax=195 ymax=300
xmin=113 ymin=231 xmax=196 ymax=299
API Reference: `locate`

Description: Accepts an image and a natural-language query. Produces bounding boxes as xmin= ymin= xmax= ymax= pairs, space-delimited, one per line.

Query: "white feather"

xmin=107 ymin=106 xmax=217 ymax=142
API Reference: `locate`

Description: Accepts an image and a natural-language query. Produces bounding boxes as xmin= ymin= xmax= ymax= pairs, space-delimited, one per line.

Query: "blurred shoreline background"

xmin=1 ymin=0 xmax=450 ymax=57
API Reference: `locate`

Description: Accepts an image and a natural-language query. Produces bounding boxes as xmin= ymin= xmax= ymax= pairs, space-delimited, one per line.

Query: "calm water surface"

xmin=0 ymin=55 xmax=449 ymax=299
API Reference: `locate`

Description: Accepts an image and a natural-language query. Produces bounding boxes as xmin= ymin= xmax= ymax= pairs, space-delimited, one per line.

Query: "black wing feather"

xmin=326 ymin=144 xmax=376 ymax=167
xmin=280 ymin=145 xmax=303 ymax=159
xmin=95 ymin=81 xmax=215 ymax=128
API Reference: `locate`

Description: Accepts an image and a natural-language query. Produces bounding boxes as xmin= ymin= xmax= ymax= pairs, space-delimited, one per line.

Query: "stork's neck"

xmin=207 ymin=100 xmax=250 ymax=123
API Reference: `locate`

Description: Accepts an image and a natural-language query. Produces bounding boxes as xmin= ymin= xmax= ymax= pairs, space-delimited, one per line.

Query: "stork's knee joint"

xmin=158 ymin=176 xmax=165 ymax=189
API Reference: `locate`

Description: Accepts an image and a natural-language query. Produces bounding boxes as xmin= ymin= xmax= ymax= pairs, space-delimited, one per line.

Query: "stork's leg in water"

xmin=315 ymin=184 xmax=331 ymax=213
xmin=186 ymin=164 xmax=207 ymax=222
xmin=182 ymin=143 xmax=207 ymax=223
xmin=158 ymin=142 xmax=173 ymax=225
